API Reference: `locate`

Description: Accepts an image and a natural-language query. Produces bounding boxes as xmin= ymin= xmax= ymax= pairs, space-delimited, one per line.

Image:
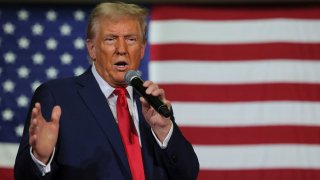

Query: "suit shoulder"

xmin=40 ymin=76 xmax=78 ymax=90
xmin=37 ymin=67 xmax=92 ymax=91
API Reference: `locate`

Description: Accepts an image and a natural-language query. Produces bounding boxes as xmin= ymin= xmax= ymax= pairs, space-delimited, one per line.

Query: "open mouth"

xmin=114 ymin=61 xmax=128 ymax=70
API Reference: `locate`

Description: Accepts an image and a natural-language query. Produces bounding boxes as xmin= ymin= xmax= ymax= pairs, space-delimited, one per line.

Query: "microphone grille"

xmin=125 ymin=70 xmax=141 ymax=85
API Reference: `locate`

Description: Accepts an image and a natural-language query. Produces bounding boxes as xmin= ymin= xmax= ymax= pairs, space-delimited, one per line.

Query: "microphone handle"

xmin=131 ymin=77 xmax=171 ymax=118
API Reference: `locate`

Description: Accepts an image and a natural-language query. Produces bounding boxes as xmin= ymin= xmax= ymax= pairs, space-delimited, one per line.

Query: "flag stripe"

xmin=149 ymin=60 xmax=320 ymax=84
xmin=149 ymin=19 xmax=320 ymax=44
xmin=173 ymin=102 xmax=320 ymax=127
xmin=3 ymin=144 xmax=320 ymax=171
xmin=151 ymin=6 xmax=320 ymax=20
xmin=150 ymin=43 xmax=320 ymax=61
xmin=198 ymin=169 xmax=320 ymax=180
xmin=160 ymin=83 xmax=320 ymax=102
xmin=194 ymin=144 xmax=320 ymax=169
xmin=0 ymin=168 xmax=14 ymax=180
xmin=0 ymin=143 xmax=19 ymax=167
xmin=181 ymin=126 xmax=320 ymax=145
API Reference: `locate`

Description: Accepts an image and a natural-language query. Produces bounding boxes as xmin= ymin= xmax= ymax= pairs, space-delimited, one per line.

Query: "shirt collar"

xmin=91 ymin=63 xmax=133 ymax=99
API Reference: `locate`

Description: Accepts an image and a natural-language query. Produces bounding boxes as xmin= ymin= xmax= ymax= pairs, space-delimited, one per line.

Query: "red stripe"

xmin=0 ymin=167 xmax=14 ymax=180
xmin=198 ymin=169 xmax=320 ymax=180
xmin=181 ymin=126 xmax=320 ymax=145
xmin=160 ymin=83 xmax=320 ymax=102
xmin=150 ymin=43 xmax=320 ymax=61
xmin=151 ymin=5 xmax=320 ymax=20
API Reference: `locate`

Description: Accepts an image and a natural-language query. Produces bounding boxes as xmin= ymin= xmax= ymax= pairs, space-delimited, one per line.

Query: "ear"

xmin=86 ymin=39 xmax=96 ymax=60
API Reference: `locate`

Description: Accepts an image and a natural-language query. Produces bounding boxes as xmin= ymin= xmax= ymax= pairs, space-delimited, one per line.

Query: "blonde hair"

xmin=86 ymin=2 xmax=148 ymax=41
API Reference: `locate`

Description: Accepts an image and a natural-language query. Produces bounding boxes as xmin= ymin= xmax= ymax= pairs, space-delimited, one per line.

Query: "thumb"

xmin=140 ymin=97 xmax=151 ymax=109
xmin=51 ymin=105 xmax=61 ymax=124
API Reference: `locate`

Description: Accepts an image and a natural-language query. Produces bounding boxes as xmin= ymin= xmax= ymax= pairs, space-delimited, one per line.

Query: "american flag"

xmin=0 ymin=4 xmax=91 ymax=179
xmin=148 ymin=4 xmax=320 ymax=180
xmin=1 ymin=3 xmax=320 ymax=180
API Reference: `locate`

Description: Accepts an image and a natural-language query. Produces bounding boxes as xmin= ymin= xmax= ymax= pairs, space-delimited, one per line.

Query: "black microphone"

xmin=125 ymin=70 xmax=171 ymax=118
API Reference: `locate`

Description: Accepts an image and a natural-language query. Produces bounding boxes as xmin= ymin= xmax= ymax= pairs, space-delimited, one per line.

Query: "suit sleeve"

xmin=14 ymin=83 xmax=59 ymax=180
xmin=155 ymin=121 xmax=200 ymax=180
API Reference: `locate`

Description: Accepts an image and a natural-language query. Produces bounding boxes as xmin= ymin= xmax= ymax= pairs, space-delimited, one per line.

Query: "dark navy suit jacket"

xmin=14 ymin=67 xmax=199 ymax=180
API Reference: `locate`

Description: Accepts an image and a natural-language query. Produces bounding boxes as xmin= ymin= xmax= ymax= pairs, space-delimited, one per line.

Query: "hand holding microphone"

xmin=125 ymin=70 xmax=171 ymax=118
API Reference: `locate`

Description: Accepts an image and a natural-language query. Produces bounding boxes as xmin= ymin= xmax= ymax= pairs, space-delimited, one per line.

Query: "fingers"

xmin=30 ymin=103 xmax=41 ymax=136
xmin=143 ymin=80 xmax=165 ymax=97
xmin=31 ymin=102 xmax=42 ymax=119
xmin=31 ymin=103 xmax=61 ymax=125
xmin=28 ymin=103 xmax=61 ymax=147
xmin=29 ymin=118 xmax=38 ymax=147
xmin=139 ymin=96 xmax=149 ymax=107
xmin=29 ymin=102 xmax=42 ymax=147
xmin=143 ymin=81 xmax=171 ymax=107
xmin=51 ymin=105 xmax=61 ymax=125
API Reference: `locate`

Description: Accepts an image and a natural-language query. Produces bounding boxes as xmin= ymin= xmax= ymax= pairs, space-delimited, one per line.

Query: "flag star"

xmin=17 ymin=9 xmax=29 ymax=21
xmin=2 ymin=79 xmax=15 ymax=92
xmin=74 ymin=10 xmax=85 ymax=21
xmin=17 ymin=36 xmax=30 ymax=49
xmin=60 ymin=52 xmax=73 ymax=65
xmin=2 ymin=108 xmax=14 ymax=121
xmin=15 ymin=124 xmax=24 ymax=137
xmin=46 ymin=38 xmax=58 ymax=50
xmin=73 ymin=37 xmax=85 ymax=50
xmin=60 ymin=23 xmax=72 ymax=36
xmin=3 ymin=22 xmax=15 ymax=34
xmin=46 ymin=67 xmax=59 ymax=79
xmin=31 ymin=23 xmax=44 ymax=35
xmin=17 ymin=66 xmax=30 ymax=78
xmin=0 ymin=67 xmax=2 ymax=76
xmin=31 ymin=80 xmax=41 ymax=92
xmin=74 ymin=66 xmax=86 ymax=76
xmin=32 ymin=52 xmax=45 ymax=65
xmin=46 ymin=10 xmax=57 ymax=21
xmin=17 ymin=94 xmax=29 ymax=108
xmin=4 ymin=51 xmax=17 ymax=64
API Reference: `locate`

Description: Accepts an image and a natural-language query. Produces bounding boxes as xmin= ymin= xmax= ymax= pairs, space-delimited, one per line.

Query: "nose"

xmin=116 ymin=37 xmax=127 ymax=56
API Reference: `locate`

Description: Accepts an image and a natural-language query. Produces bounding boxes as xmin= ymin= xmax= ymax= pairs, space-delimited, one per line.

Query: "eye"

xmin=104 ymin=36 xmax=116 ymax=44
xmin=126 ymin=36 xmax=137 ymax=44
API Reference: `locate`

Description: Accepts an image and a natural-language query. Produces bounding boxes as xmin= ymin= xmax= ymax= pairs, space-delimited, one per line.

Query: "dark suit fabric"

xmin=14 ymin=68 xmax=199 ymax=180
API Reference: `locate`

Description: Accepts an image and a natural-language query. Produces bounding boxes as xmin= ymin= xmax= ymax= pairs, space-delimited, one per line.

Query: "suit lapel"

xmin=134 ymin=92 xmax=155 ymax=180
xmin=76 ymin=68 xmax=131 ymax=176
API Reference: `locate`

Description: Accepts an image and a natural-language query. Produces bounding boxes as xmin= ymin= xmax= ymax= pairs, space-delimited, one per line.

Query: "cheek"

xmin=100 ymin=45 xmax=116 ymax=58
xmin=140 ymin=44 xmax=146 ymax=58
xmin=132 ymin=59 xmax=142 ymax=69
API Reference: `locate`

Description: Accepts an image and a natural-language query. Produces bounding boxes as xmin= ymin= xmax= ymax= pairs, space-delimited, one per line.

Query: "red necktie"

xmin=114 ymin=88 xmax=145 ymax=180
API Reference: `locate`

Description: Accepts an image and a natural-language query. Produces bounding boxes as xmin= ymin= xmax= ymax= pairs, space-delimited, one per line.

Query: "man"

xmin=14 ymin=2 xmax=199 ymax=180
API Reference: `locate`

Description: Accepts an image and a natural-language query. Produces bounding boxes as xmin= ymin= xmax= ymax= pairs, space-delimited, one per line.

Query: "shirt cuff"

xmin=30 ymin=147 xmax=55 ymax=176
xmin=151 ymin=121 xmax=173 ymax=149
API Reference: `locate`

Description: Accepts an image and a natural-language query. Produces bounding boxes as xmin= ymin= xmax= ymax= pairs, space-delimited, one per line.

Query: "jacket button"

xmin=171 ymin=155 xmax=177 ymax=163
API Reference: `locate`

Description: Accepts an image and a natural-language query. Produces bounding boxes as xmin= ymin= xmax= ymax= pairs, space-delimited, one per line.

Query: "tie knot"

xmin=114 ymin=87 xmax=127 ymax=96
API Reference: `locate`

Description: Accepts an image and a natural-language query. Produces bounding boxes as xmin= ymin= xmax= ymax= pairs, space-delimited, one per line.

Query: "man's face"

xmin=86 ymin=16 xmax=146 ymax=87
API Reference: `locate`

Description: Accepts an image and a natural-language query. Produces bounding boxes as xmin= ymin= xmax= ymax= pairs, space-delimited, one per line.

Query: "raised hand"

xmin=29 ymin=102 xmax=61 ymax=164
xmin=140 ymin=80 xmax=172 ymax=142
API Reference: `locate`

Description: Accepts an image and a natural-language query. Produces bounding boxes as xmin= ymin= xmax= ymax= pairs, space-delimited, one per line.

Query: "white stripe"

xmin=195 ymin=144 xmax=320 ymax=169
xmin=149 ymin=60 xmax=320 ymax=84
xmin=149 ymin=19 xmax=320 ymax=44
xmin=173 ymin=101 xmax=320 ymax=127
xmin=2 ymin=144 xmax=319 ymax=170
xmin=0 ymin=143 xmax=18 ymax=167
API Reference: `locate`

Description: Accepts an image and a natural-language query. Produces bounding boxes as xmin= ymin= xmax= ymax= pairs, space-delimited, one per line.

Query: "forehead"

xmin=96 ymin=16 xmax=142 ymax=35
